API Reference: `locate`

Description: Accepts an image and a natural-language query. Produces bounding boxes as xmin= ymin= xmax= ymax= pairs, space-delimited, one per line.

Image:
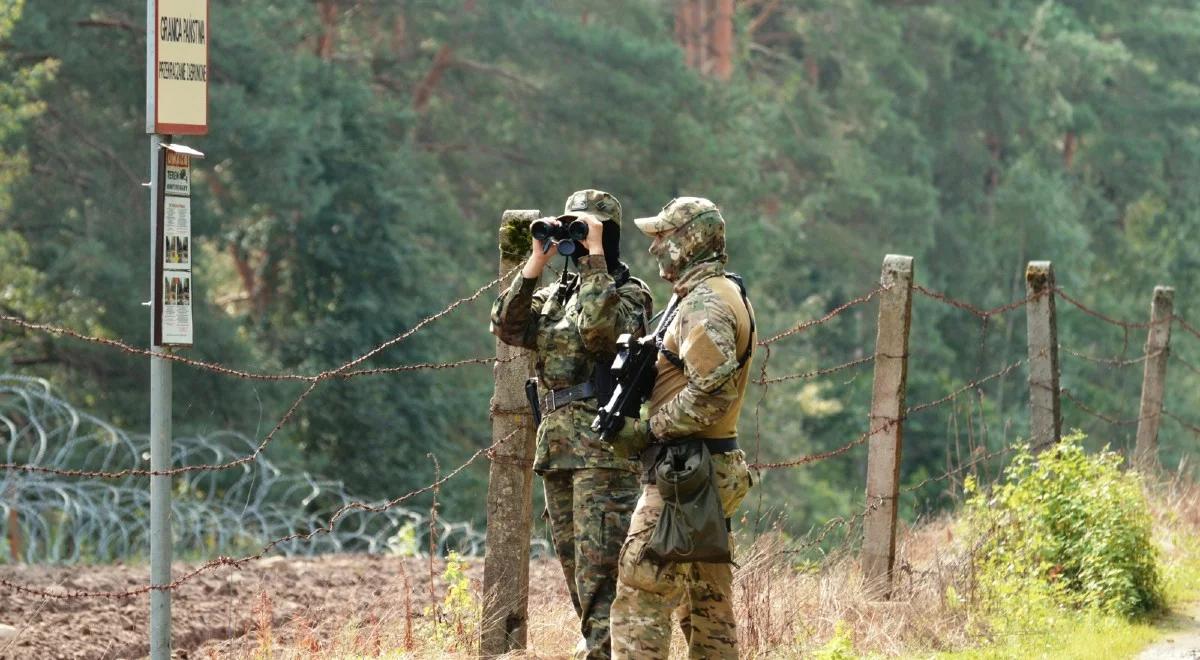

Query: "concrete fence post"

xmin=1025 ymin=261 xmax=1061 ymax=451
xmin=1134 ymin=286 xmax=1174 ymax=471
xmin=479 ymin=210 xmax=538 ymax=657
xmin=862 ymin=254 xmax=914 ymax=598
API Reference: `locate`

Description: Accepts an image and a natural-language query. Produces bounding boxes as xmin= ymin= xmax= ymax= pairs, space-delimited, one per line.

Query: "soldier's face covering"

xmin=649 ymin=228 xmax=683 ymax=281
xmin=648 ymin=213 xmax=726 ymax=282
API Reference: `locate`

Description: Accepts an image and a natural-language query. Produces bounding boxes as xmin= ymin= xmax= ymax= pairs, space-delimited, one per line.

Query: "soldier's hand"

xmin=523 ymin=218 xmax=559 ymax=278
xmin=579 ymin=214 xmax=605 ymax=254
xmin=609 ymin=417 xmax=649 ymax=459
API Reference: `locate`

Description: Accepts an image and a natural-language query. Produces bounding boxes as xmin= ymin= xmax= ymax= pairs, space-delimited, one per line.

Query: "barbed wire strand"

xmin=1175 ymin=315 xmax=1200 ymax=343
xmin=1053 ymin=287 xmax=1155 ymax=330
xmin=0 ymin=268 xmax=515 ymax=383
xmin=0 ymin=379 xmax=319 ymax=479
xmin=1171 ymin=353 xmax=1200 ymax=377
xmin=754 ymin=355 xmax=875 ymax=386
xmin=1060 ymin=388 xmax=1144 ymax=427
xmin=0 ymin=273 xmax=521 ymax=479
xmin=1061 ymin=346 xmax=1162 ymax=368
xmin=751 ymin=360 xmax=1023 ymax=470
xmin=901 ymin=443 xmax=1016 ymax=494
xmin=778 ymin=496 xmax=885 ymax=556
xmin=1163 ymin=409 xmax=1200 ymax=436
xmin=759 ymin=288 xmax=884 ymax=346
xmin=913 ymin=285 xmax=1039 ymax=320
xmin=0 ymin=429 xmax=521 ymax=600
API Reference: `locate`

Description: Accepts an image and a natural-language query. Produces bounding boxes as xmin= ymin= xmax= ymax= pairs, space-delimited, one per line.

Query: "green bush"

xmin=964 ymin=432 xmax=1163 ymax=619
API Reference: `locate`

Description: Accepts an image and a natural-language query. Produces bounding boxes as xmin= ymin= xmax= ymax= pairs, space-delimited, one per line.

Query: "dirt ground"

xmin=0 ymin=555 xmax=571 ymax=660
xmin=1137 ymin=601 xmax=1200 ymax=660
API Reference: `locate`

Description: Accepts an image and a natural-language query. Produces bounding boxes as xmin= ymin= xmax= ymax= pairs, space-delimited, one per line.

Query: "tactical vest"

xmin=647 ymin=274 xmax=755 ymax=439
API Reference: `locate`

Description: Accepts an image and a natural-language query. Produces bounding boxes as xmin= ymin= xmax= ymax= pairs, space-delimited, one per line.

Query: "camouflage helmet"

xmin=560 ymin=189 xmax=623 ymax=225
xmin=634 ymin=196 xmax=723 ymax=236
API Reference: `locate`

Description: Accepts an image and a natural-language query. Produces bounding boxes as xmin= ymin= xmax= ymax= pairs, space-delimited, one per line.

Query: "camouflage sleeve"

xmin=489 ymin=271 xmax=552 ymax=349
xmin=649 ymin=287 xmax=742 ymax=440
xmin=575 ymin=255 xmax=652 ymax=353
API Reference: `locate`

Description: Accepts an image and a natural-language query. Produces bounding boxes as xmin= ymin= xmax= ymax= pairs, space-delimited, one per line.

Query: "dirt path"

xmin=1138 ymin=602 xmax=1200 ymax=660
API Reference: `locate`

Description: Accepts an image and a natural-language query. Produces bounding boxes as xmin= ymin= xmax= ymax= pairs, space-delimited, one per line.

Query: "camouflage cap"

xmin=634 ymin=196 xmax=723 ymax=235
xmin=559 ymin=189 xmax=623 ymax=225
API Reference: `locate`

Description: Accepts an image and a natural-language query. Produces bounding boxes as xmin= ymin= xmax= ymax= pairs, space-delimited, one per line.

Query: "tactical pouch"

xmin=645 ymin=440 xmax=731 ymax=564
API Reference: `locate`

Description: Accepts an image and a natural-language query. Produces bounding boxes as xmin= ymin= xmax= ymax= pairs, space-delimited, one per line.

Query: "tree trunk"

xmin=316 ymin=1 xmax=337 ymax=60
xmin=413 ymin=45 xmax=454 ymax=112
xmin=1063 ymin=131 xmax=1078 ymax=169
xmin=712 ymin=0 xmax=734 ymax=80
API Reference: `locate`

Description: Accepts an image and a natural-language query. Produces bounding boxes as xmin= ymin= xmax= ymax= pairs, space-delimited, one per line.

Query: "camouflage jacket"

xmin=646 ymin=260 xmax=755 ymax=441
xmin=491 ymin=254 xmax=653 ymax=473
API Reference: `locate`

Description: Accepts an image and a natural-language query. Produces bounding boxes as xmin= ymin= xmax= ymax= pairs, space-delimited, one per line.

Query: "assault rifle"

xmin=592 ymin=296 xmax=679 ymax=441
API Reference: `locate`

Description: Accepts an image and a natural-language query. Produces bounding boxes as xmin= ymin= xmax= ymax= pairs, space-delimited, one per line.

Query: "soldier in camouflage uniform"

xmin=490 ymin=189 xmax=652 ymax=659
xmin=608 ymin=197 xmax=757 ymax=660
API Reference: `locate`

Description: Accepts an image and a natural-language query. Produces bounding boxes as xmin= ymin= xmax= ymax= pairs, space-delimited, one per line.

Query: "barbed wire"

xmin=0 ymin=379 xmax=319 ymax=479
xmin=1060 ymin=388 xmax=1143 ymax=427
xmin=913 ymin=285 xmax=1038 ymax=320
xmin=0 ymin=379 xmax=493 ymax=564
xmin=901 ymin=443 xmax=1016 ymax=494
xmin=0 ymin=268 xmax=514 ymax=384
xmin=751 ymin=360 xmax=1023 ymax=470
xmin=777 ymin=496 xmax=885 ymax=556
xmin=1061 ymin=345 xmax=1160 ymax=368
xmin=327 ymin=270 xmax=516 ymax=376
xmin=1175 ymin=315 xmax=1200 ymax=343
xmin=0 ymin=429 xmax=521 ymax=600
xmin=753 ymin=355 xmax=874 ymax=386
xmin=759 ymin=288 xmax=883 ymax=345
xmin=1163 ymin=409 xmax=1200 ymax=436
xmin=907 ymin=360 xmax=1025 ymax=417
xmin=341 ymin=353 xmax=518 ymax=378
xmin=0 ymin=272 xmax=521 ymax=480
xmin=1054 ymin=287 xmax=1155 ymax=330
xmin=1171 ymin=353 xmax=1200 ymax=377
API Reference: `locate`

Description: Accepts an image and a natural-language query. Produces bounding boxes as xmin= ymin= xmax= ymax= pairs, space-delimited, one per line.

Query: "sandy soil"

xmin=0 ymin=555 xmax=571 ymax=660
xmin=1138 ymin=602 xmax=1200 ymax=660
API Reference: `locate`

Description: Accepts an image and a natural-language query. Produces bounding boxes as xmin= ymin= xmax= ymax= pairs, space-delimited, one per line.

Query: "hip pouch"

xmin=645 ymin=440 xmax=731 ymax=564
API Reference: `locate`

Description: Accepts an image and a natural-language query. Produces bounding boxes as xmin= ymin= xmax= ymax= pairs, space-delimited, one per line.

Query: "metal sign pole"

xmin=147 ymin=0 xmax=205 ymax=653
xmin=147 ymin=2 xmax=171 ymax=657
xmin=148 ymin=134 xmax=173 ymax=660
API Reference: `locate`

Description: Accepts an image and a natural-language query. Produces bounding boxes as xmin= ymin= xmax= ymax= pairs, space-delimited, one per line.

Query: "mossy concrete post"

xmin=863 ymin=254 xmax=913 ymax=599
xmin=480 ymin=210 xmax=538 ymax=657
xmin=1134 ymin=286 xmax=1174 ymax=472
xmin=1025 ymin=261 xmax=1061 ymax=452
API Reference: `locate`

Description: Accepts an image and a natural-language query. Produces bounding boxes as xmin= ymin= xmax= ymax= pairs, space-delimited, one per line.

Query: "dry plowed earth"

xmin=0 ymin=555 xmax=569 ymax=659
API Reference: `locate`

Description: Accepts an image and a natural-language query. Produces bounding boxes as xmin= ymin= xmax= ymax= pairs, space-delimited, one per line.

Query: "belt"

xmin=541 ymin=382 xmax=596 ymax=415
xmin=639 ymin=436 xmax=741 ymax=485
xmin=701 ymin=437 xmax=740 ymax=454
xmin=661 ymin=436 xmax=739 ymax=454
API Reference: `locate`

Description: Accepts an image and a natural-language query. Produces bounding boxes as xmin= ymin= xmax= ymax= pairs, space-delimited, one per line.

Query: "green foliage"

xmin=386 ymin=522 xmax=420 ymax=558
xmin=964 ymin=433 xmax=1164 ymax=619
xmin=813 ymin=621 xmax=859 ymax=660
xmin=423 ymin=552 xmax=479 ymax=651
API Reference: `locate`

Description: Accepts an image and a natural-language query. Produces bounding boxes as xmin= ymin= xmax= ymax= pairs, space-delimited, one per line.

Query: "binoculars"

xmin=532 ymin=217 xmax=589 ymax=256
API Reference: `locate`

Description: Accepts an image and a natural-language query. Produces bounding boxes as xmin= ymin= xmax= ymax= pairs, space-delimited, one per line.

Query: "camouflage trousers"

xmin=543 ymin=467 xmax=640 ymax=660
xmin=610 ymin=449 xmax=755 ymax=660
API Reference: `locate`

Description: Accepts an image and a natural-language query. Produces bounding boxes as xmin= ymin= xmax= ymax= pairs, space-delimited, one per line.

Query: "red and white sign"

xmin=152 ymin=0 xmax=208 ymax=134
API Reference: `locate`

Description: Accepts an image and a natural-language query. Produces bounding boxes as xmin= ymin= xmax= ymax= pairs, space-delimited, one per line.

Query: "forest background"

xmin=1 ymin=0 xmax=1198 ymax=541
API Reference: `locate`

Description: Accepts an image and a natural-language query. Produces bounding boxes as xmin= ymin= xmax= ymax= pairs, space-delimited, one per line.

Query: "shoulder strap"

xmin=655 ymin=295 xmax=685 ymax=369
xmin=724 ymin=272 xmax=756 ymax=367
